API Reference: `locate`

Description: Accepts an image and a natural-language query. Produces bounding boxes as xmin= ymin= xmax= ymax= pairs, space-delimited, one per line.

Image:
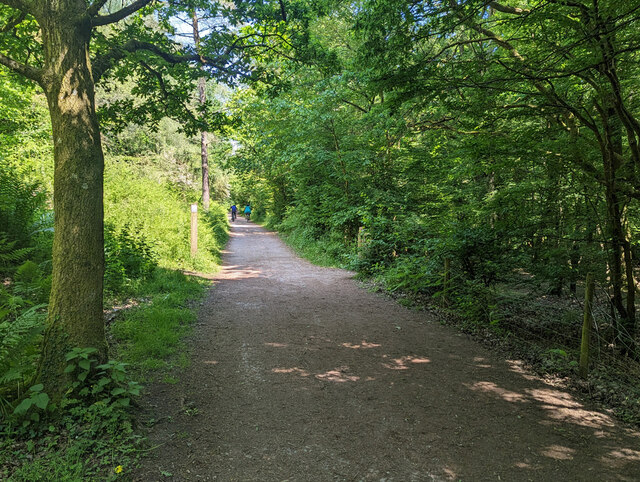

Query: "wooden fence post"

xmin=190 ymin=203 xmax=198 ymax=257
xmin=579 ymin=273 xmax=595 ymax=378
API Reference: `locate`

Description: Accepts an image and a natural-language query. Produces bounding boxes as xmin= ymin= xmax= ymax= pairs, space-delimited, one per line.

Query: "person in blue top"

xmin=244 ymin=204 xmax=252 ymax=221
xmin=230 ymin=204 xmax=237 ymax=221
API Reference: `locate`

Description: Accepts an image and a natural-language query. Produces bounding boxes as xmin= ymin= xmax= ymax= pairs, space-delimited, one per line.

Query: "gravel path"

xmin=135 ymin=218 xmax=640 ymax=481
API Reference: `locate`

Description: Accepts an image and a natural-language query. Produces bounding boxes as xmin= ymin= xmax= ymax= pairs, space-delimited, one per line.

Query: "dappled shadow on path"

xmin=136 ymin=217 xmax=640 ymax=482
xmin=262 ymin=334 xmax=640 ymax=479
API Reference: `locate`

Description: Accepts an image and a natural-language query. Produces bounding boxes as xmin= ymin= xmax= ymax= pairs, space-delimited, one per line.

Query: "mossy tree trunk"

xmin=1 ymin=0 xmax=245 ymax=399
xmin=36 ymin=2 xmax=106 ymax=397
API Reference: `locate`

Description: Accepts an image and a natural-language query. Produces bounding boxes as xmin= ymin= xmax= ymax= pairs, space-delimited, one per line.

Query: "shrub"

xmin=0 ymin=304 xmax=45 ymax=419
xmin=104 ymin=224 xmax=158 ymax=295
xmin=104 ymin=158 xmax=228 ymax=273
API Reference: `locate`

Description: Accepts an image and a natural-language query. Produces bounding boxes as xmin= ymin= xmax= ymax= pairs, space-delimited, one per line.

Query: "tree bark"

xmin=36 ymin=4 xmax=106 ymax=397
xmin=192 ymin=10 xmax=210 ymax=211
xmin=199 ymin=76 xmax=210 ymax=211
xmin=601 ymin=136 xmax=636 ymax=352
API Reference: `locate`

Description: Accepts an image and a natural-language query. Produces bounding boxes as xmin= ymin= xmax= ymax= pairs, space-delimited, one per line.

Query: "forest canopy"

xmin=228 ymin=0 xmax=640 ymax=355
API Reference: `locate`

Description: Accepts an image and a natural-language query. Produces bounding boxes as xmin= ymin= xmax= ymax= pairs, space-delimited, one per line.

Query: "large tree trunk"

xmin=37 ymin=8 xmax=106 ymax=397
xmin=601 ymin=132 xmax=636 ymax=353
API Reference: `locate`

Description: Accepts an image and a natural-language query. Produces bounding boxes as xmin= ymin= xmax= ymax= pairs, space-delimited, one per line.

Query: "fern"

xmin=0 ymin=234 xmax=31 ymax=273
xmin=0 ymin=163 xmax=46 ymax=246
xmin=0 ymin=304 xmax=45 ymax=388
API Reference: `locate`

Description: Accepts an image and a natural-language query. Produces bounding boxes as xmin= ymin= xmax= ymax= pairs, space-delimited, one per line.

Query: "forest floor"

xmin=134 ymin=218 xmax=640 ymax=481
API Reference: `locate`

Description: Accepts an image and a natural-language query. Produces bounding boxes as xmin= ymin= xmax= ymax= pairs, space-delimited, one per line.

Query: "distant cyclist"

xmin=230 ymin=204 xmax=237 ymax=221
xmin=244 ymin=204 xmax=252 ymax=221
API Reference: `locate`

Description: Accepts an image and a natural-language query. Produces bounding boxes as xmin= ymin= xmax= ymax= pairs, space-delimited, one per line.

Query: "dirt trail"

xmin=135 ymin=219 xmax=640 ymax=481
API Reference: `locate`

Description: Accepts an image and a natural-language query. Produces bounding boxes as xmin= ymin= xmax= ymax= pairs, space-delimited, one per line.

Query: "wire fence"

xmin=440 ymin=262 xmax=639 ymax=375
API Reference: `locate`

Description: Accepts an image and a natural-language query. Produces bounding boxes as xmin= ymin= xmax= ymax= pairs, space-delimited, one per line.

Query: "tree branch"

xmin=91 ymin=0 xmax=154 ymax=27
xmin=0 ymin=51 xmax=41 ymax=82
xmin=138 ymin=59 xmax=170 ymax=102
xmin=450 ymin=1 xmax=600 ymax=134
xmin=488 ymin=1 xmax=530 ymax=15
xmin=341 ymin=98 xmax=368 ymax=113
xmin=278 ymin=0 xmax=287 ymax=21
xmin=92 ymin=39 xmax=242 ymax=83
xmin=86 ymin=0 xmax=109 ymax=18
xmin=545 ymin=0 xmax=590 ymax=18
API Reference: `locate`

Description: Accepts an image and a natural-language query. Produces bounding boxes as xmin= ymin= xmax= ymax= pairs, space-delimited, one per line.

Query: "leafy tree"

xmin=229 ymin=0 xmax=640 ymax=355
xmin=0 ymin=0 xmax=288 ymax=397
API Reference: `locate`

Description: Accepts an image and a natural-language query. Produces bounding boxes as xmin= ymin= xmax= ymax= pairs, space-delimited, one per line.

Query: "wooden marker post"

xmin=190 ymin=203 xmax=198 ymax=257
xmin=579 ymin=273 xmax=595 ymax=378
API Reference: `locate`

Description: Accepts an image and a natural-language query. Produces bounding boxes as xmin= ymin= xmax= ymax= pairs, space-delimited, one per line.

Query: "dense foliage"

xmin=0 ymin=61 xmax=229 ymax=477
xmin=227 ymin=0 xmax=640 ymax=419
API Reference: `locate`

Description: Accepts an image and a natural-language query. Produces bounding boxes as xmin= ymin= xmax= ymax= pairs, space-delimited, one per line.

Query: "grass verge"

xmin=1 ymin=214 xmax=227 ymax=480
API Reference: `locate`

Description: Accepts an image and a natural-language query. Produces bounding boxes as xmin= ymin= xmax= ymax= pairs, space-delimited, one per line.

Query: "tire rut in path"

xmin=135 ymin=219 xmax=640 ymax=481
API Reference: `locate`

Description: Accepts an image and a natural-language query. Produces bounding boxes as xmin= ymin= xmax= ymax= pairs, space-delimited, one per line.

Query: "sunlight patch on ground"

xmin=466 ymin=381 xmax=528 ymax=403
xmin=272 ymin=367 xmax=310 ymax=377
xmin=540 ymin=406 xmax=616 ymax=429
xmin=513 ymin=461 xmax=540 ymax=469
xmin=466 ymin=380 xmax=622 ymax=430
xmin=315 ymin=366 xmax=360 ymax=383
xmin=540 ymin=444 xmax=575 ymax=460
xmin=381 ymin=355 xmax=431 ymax=370
xmin=472 ymin=356 xmax=493 ymax=368
xmin=526 ymin=388 xmax=581 ymax=409
xmin=342 ymin=341 xmax=381 ymax=349
xmin=506 ymin=359 xmax=543 ymax=381
xmin=527 ymin=388 xmax=615 ymax=429
xmin=217 ymin=265 xmax=262 ymax=280
xmin=603 ymin=448 xmax=640 ymax=468
xmin=442 ymin=467 xmax=458 ymax=480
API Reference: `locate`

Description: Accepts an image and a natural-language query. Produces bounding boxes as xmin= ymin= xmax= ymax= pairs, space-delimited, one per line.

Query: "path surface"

xmin=135 ymin=219 xmax=640 ymax=481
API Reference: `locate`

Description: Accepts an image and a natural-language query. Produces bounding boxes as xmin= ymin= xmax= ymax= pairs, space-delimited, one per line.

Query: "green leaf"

xmin=78 ymin=359 xmax=91 ymax=371
xmin=29 ymin=384 xmax=44 ymax=392
xmin=64 ymin=363 xmax=76 ymax=373
xmin=13 ymin=398 xmax=33 ymax=415
xmin=111 ymin=387 xmax=126 ymax=396
xmin=98 ymin=377 xmax=111 ymax=387
xmin=65 ymin=351 xmax=78 ymax=361
xmin=34 ymin=392 xmax=50 ymax=410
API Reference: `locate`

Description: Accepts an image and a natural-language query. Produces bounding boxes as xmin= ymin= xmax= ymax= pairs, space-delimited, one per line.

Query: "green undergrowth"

xmin=108 ymin=268 xmax=210 ymax=379
xmin=105 ymin=157 xmax=229 ymax=274
xmin=268 ymin=212 xmax=348 ymax=268
xmin=1 ymin=203 xmax=227 ymax=480
xmin=1 ymin=270 xmax=214 ymax=481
